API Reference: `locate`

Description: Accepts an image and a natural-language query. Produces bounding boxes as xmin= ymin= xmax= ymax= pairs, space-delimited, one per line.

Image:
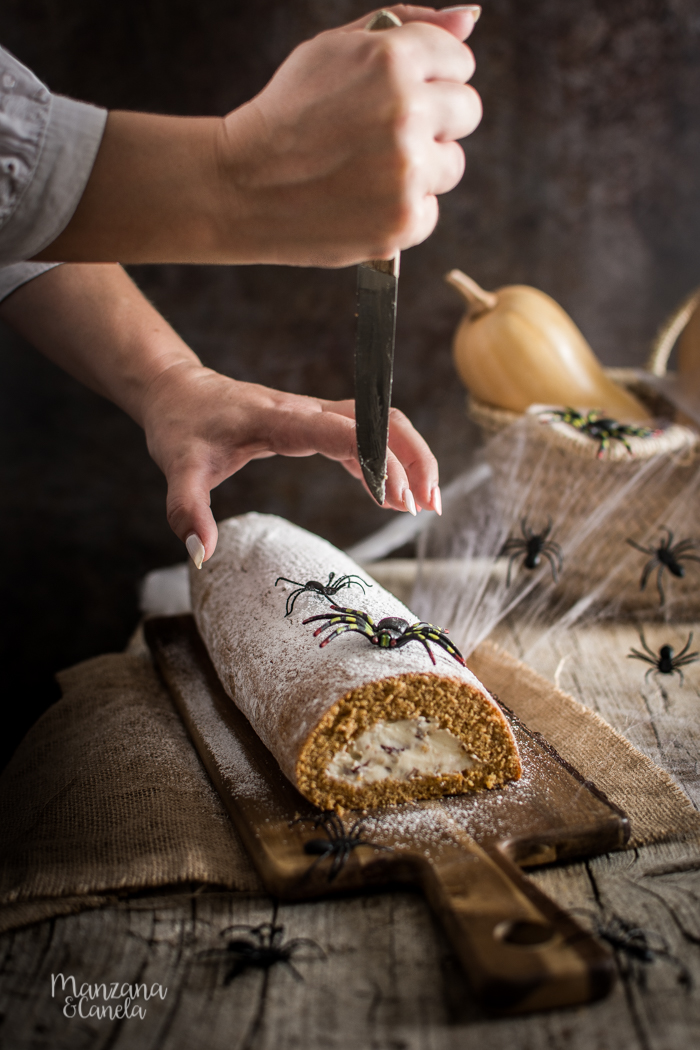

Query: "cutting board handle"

xmin=420 ymin=832 xmax=613 ymax=1014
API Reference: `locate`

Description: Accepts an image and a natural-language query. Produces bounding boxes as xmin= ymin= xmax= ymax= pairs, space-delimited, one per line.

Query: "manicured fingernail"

xmin=186 ymin=533 xmax=205 ymax=570
xmin=432 ymin=486 xmax=443 ymax=516
xmin=404 ymin=489 xmax=417 ymax=516
xmin=443 ymin=5 xmax=482 ymax=21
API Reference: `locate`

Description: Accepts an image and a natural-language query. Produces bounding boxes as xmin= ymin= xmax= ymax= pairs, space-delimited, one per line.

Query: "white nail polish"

xmin=186 ymin=533 xmax=205 ymax=570
xmin=442 ymin=5 xmax=482 ymax=22
xmin=404 ymin=489 xmax=417 ymax=517
xmin=432 ymin=486 xmax=443 ymax=517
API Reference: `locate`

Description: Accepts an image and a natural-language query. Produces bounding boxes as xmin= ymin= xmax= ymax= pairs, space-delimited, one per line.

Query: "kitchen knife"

xmin=355 ymin=9 xmax=402 ymax=507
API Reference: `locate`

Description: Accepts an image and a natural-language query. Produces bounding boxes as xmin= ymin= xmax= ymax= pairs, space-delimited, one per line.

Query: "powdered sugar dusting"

xmin=190 ymin=513 xmax=501 ymax=789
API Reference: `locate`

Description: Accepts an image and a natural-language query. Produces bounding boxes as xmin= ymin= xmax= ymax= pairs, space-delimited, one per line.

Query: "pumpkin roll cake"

xmin=190 ymin=513 xmax=521 ymax=811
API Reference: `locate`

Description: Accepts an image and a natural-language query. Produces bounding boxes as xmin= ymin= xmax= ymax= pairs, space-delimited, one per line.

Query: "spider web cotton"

xmin=405 ymin=411 xmax=700 ymax=801
xmin=410 ymin=413 xmax=700 ymax=659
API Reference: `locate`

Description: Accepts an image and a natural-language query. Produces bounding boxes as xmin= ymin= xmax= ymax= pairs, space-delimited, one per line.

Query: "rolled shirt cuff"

xmin=0 ymin=260 xmax=62 ymax=302
xmin=0 ymin=94 xmax=107 ymax=264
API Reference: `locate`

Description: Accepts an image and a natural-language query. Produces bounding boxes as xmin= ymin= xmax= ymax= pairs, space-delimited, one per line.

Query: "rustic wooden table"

xmin=1 ymin=615 xmax=700 ymax=1049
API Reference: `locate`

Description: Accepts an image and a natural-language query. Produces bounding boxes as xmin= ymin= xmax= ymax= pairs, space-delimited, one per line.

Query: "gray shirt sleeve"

xmin=0 ymin=260 xmax=61 ymax=303
xmin=0 ymin=44 xmax=107 ymax=268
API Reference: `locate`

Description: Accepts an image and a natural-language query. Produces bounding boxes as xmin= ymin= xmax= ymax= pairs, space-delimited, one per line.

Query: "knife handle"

xmin=365 ymin=255 xmax=400 ymax=277
xmin=365 ymin=11 xmax=402 ymax=278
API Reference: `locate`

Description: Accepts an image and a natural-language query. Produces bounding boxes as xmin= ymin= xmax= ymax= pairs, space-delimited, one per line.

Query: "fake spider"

xmin=627 ymin=631 xmax=699 ymax=685
xmin=296 ymin=812 xmax=390 ymax=882
xmin=500 ymin=517 xmax=563 ymax=586
xmin=626 ymin=527 xmax=700 ymax=605
xmin=541 ymin=407 xmax=657 ymax=459
xmin=198 ymin=923 xmax=325 ymax=984
xmin=302 ymin=604 xmax=466 ymax=667
xmin=275 ymin=571 xmax=370 ymax=616
xmin=570 ymin=911 xmax=691 ymax=991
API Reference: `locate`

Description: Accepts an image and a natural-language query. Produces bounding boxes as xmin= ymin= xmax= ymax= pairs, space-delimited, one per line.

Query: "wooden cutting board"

xmin=145 ymin=614 xmax=630 ymax=1016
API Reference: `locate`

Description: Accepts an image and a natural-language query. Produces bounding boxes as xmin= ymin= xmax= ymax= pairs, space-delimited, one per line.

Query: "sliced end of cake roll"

xmin=296 ymin=672 xmax=521 ymax=811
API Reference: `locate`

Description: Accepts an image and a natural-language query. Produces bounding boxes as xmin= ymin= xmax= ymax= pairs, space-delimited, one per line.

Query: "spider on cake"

xmin=303 ymin=605 xmax=466 ymax=667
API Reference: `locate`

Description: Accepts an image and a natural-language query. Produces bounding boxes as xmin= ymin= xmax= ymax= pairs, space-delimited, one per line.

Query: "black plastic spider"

xmin=275 ymin=571 xmax=370 ymax=616
xmin=499 ymin=517 xmax=563 ymax=586
xmin=628 ymin=630 xmax=699 ymax=685
xmin=296 ymin=812 xmax=391 ymax=882
xmin=541 ymin=407 xmax=657 ymax=458
xmin=198 ymin=923 xmax=325 ymax=984
xmin=626 ymin=527 xmax=700 ymax=605
xmin=302 ymin=604 xmax=466 ymax=666
xmin=570 ymin=911 xmax=691 ymax=991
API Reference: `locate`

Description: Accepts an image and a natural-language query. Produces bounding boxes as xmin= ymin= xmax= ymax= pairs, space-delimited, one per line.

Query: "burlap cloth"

xmin=0 ymin=652 xmax=263 ymax=935
xmin=1 ymin=636 xmax=699 ymax=936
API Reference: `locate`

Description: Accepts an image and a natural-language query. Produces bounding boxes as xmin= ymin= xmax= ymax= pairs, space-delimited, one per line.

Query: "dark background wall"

xmin=1 ymin=0 xmax=699 ymax=764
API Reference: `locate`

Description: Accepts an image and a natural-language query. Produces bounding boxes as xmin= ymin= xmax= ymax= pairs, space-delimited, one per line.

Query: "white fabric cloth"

xmin=0 ymin=44 xmax=107 ymax=301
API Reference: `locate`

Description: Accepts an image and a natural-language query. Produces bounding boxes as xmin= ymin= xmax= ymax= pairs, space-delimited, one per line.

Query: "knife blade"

xmin=355 ymin=9 xmax=403 ymax=507
xmin=355 ymin=255 xmax=400 ymax=505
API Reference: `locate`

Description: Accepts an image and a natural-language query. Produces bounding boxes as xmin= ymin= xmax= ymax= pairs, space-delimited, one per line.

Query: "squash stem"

xmin=445 ymin=270 xmax=498 ymax=317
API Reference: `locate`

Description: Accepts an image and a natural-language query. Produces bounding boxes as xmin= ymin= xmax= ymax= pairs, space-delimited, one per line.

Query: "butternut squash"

xmin=446 ymin=270 xmax=650 ymax=423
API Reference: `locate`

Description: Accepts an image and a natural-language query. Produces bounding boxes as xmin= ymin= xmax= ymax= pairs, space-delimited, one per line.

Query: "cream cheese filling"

xmin=326 ymin=716 xmax=477 ymax=785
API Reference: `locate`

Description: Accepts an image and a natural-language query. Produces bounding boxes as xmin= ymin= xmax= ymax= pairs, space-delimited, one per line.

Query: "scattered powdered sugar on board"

xmin=366 ymin=800 xmax=465 ymax=851
xmin=160 ymin=638 xmax=279 ymax=807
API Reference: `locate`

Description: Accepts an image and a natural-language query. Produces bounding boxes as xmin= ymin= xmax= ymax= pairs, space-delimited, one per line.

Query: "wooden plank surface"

xmin=491 ymin=618 xmax=700 ymax=810
xmin=2 ymin=614 xmax=700 ymax=1048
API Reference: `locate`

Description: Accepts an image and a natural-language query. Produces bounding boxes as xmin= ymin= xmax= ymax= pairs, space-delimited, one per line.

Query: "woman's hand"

xmin=143 ymin=362 xmax=441 ymax=566
xmin=216 ymin=4 xmax=483 ymax=267
xmin=0 ymin=263 xmax=440 ymax=566
xmin=37 ymin=5 xmax=482 ymax=266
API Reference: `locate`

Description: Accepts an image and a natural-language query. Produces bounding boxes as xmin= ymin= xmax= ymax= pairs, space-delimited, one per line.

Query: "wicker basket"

xmin=463 ymin=296 xmax=700 ymax=618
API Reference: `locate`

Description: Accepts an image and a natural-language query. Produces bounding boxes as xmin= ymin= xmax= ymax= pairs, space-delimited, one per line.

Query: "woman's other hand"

xmin=0 ymin=263 xmax=441 ymax=566
xmin=143 ymin=363 xmax=441 ymax=566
